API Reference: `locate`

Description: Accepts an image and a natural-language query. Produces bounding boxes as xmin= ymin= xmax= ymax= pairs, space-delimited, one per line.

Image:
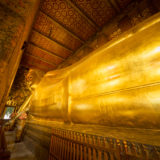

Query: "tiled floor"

xmin=5 ymin=131 xmax=36 ymax=160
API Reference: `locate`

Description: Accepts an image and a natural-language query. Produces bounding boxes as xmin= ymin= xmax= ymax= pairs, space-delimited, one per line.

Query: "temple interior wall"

xmin=0 ymin=0 xmax=40 ymax=116
xmin=23 ymin=1 xmax=160 ymax=158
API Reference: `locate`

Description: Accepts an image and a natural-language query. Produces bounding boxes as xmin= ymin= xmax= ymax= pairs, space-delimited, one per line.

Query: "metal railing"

xmin=49 ymin=128 xmax=160 ymax=160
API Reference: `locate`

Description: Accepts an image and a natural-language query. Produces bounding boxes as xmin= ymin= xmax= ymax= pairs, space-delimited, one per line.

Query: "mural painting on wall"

xmin=0 ymin=2 xmax=25 ymax=111
xmin=0 ymin=0 xmax=33 ymax=18
xmin=6 ymin=65 xmax=44 ymax=114
xmin=4 ymin=65 xmax=44 ymax=139
xmin=6 ymin=66 xmax=31 ymax=111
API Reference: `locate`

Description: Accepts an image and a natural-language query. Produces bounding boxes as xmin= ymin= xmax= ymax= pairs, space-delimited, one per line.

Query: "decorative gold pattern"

xmin=23 ymin=0 xmax=136 ymax=71
xmin=71 ymin=0 xmax=116 ymax=27
xmin=26 ymin=44 xmax=63 ymax=65
xmin=33 ymin=11 xmax=82 ymax=51
xmin=6 ymin=67 xmax=31 ymax=108
xmin=40 ymin=0 xmax=96 ymax=40
xmin=30 ymin=31 xmax=72 ymax=58
xmin=49 ymin=128 xmax=160 ymax=160
xmin=22 ymin=54 xmax=56 ymax=71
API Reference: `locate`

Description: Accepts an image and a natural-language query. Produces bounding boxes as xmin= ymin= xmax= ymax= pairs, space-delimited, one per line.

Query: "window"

xmin=3 ymin=107 xmax=15 ymax=119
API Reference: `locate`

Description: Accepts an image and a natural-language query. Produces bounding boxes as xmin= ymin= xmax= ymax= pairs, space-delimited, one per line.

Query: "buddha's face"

xmin=25 ymin=69 xmax=44 ymax=90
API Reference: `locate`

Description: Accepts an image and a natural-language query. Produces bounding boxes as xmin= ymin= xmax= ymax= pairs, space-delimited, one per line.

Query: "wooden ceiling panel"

xmin=116 ymin=0 xmax=133 ymax=9
xmin=71 ymin=0 xmax=116 ymax=27
xmin=21 ymin=62 xmax=52 ymax=72
xmin=33 ymin=11 xmax=83 ymax=51
xmin=21 ymin=0 xmax=135 ymax=72
xmin=22 ymin=54 xmax=56 ymax=71
xmin=26 ymin=44 xmax=63 ymax=65
xmin=29 ymin=30 xmax=72 ymax=59
xmin=40 ymin=0 xmax=97 ymax=41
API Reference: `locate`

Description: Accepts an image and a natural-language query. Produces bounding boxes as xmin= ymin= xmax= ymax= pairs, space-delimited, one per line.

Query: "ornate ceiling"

xmin=21 ymin=0 xmax=133 ymax=72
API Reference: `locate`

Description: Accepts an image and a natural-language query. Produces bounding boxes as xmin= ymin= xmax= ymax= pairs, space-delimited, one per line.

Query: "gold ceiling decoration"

xmin=21 ymin=0 xmax=133 ymax=72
